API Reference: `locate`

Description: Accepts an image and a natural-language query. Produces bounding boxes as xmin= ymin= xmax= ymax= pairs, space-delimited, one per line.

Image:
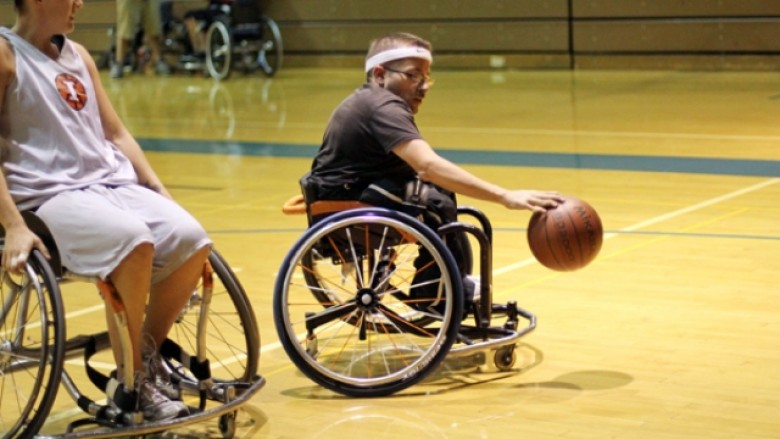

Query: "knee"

xmin=124 ymin=241 xmax=155 ymax=265
xmin=175 ymin=220 xmax=210 ymax=249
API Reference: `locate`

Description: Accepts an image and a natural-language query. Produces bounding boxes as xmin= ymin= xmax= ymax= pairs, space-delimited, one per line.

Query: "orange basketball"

xmin=527 ymin=196 xmax=603 ymax=271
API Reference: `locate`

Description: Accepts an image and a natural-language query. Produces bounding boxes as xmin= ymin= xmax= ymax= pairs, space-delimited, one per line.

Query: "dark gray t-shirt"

xmin=310 ymin=83 xmax=420 ymax=198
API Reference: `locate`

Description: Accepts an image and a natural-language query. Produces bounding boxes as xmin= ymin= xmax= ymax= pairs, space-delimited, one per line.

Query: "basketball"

xmin=527 ymin=196 xmax=603 ymax=271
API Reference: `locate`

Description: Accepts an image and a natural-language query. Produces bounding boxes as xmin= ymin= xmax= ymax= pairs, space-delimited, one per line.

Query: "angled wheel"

xmin=166 ymin=249 xmax=259 ymax=396
xmin=274 ymin=208 xmax=463 ymax=397
xmin=0 ymin=249 xmax=65 ymax=438
xmin=206 ymin=16 xmax=233 ymax=80
xmin=256 ymin=17 xmax=283 ymax=77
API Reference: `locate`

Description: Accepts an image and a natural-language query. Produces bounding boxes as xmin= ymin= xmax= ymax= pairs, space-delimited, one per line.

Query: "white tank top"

xmin=0 ymin=28 xmax=136 ymax=210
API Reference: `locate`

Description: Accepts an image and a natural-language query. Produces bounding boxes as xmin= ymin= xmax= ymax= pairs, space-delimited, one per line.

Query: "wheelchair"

xmin=168 ymin=0 xmax=283 ymax=80
xmin=103 ymin=0 xmax=283 ymax=80
xmin=275 ymin=178 xmax=537 ymax=397
xmin=0 ymin=212 xmax=264 ymax=438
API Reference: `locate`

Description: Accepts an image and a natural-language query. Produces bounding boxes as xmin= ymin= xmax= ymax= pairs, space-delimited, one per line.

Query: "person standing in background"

xmin=112 ymin=0 xmax=170 ymax=78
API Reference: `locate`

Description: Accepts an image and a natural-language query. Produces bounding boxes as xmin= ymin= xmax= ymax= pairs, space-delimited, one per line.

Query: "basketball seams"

xmin=546 ymin=210 xmax=568 ymax=271
xmin=526 ymin=196 xmax=603 ymax=272
xmin=563 ymin=206 xmax=586 ymax=270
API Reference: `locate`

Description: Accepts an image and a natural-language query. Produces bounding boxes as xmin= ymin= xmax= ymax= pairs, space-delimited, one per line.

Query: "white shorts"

xmin=36 ymin=184 xmax=211 ymax=284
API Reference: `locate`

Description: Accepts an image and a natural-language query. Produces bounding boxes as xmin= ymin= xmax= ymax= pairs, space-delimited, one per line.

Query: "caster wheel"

xmin=494 ymin=346 xmax=517 ymax=371
xmin=219 ymin=411 xmax=237 ymax=439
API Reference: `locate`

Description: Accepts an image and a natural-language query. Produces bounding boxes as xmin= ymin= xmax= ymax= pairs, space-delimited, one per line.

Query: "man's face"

xmin=378 ymin=57 xmax=433 ymax=114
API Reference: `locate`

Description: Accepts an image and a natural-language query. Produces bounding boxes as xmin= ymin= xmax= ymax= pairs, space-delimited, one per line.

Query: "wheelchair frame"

xmin=201 ymin=1 xmax=284 ymax=80
xmin=0 ymin=213 xmax=264 ymax=438
xmin=275 ymin=194 xmax=537 ymax=397
xmin=103 ymin=0 xmax=283 ymax=80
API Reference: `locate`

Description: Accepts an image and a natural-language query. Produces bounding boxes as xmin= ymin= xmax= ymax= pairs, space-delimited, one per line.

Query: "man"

xmin=1 ymin=0 xmax=209 ymax=421
xmin=308 ymin=32 xmax=563 ymax=306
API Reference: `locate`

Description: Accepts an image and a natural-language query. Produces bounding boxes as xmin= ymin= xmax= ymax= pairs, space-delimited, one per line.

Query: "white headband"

xmin=365 ymin=47 xmax=433 ymax=72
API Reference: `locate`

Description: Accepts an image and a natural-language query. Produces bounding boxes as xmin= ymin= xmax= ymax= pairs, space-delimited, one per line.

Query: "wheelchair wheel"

xmin=0 ymin=249 xmax=65 ymax=438
xmin=257 ymin=16 xmax=283 ymax=77
xmin=166 ymin=250 xmax=259 ymax=394
xmin=274 ymin=208 xmax=463 ymax=397
xmin=206 ymin=16 xmax=233 ymax=80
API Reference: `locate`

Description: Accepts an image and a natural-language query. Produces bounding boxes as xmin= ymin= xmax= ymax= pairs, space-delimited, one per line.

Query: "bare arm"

xmin=0 ymin=38 xmax=50 ymax=272
xmin=74 ymin=43 xmax=171 ymax=198
xmin=392 ymin=139 xmax=563 ymax=212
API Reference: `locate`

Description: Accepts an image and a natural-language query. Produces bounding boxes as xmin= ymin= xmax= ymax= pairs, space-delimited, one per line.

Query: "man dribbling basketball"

xmin=305 ymin=32 xmax=564 ymax=303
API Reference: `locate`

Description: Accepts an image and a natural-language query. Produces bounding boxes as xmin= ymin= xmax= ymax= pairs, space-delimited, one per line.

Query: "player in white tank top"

xmin=0 ymin=0 xmax=211 ymax=421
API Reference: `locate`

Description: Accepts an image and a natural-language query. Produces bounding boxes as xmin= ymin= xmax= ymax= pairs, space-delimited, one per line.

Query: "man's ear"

xmin=371 ymin=66 xmax=385 ymax=87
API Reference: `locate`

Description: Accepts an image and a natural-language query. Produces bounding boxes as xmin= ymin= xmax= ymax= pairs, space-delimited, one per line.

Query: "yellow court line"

xmin=493 ymin=177 xmax=778 ymax=278
xmin=496 ymin=206 xmax=753 ymax=297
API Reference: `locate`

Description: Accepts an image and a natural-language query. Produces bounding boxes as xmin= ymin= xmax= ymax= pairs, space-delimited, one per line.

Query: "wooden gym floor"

xmin=26 ymin=67 xmax=780 ymax=438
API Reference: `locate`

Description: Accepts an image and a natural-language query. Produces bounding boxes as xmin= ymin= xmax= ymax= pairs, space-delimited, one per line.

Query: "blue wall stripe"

xmin=139 ymin=138 xmax=780 ymax=178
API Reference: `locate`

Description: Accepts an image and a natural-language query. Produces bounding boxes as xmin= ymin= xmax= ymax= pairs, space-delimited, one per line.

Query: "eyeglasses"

xmin=383 ymin=66 xmax=435 ymax=87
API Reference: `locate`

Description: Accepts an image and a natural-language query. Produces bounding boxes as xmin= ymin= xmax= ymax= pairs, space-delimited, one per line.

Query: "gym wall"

xmin=2 ymin=0 xmax=780 ymax=70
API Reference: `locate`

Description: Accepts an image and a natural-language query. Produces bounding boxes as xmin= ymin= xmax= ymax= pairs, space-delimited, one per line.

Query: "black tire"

xmin=166 ymin=249 xmax=259 ymax=394
xmin=257 ymin=17 xmax=283 ymax=77
xmin=274 ymin=208 xmax=463 ymax=397
xmin=206 ymin=17 xmax=233 ymax=80
xmin=0 ymin=249 xmax=65 ymax=438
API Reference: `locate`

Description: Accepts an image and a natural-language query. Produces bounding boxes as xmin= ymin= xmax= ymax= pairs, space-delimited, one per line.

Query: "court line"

xmin=138 ymin=121 xmax=780 ymax=142
xmin=423 ymin=126 xmax=780 ymax=142
xmin=140 ymin=137 xmax=780 ymax=177
xmin=497 ymin=207 xmax=751 ymax=296
xmin=493 ymin=177 xmax=779 ymax=276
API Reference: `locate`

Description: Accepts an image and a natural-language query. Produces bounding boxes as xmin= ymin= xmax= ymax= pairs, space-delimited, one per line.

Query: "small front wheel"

xmin=494 ymin=346 xmax=517 ymax=371
xmin=219 ymin=411 xmax=237 ymax=439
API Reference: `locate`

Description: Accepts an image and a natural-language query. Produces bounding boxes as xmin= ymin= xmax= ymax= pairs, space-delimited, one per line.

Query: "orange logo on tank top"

xmin=55 ymin=73 xmax=88 ymax=111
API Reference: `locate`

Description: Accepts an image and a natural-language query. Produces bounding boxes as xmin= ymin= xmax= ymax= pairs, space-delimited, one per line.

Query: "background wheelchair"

xmin=103 ymin=0 xmax=283 ymax=80
xmin=0 ymin=212 xmax=263 ymax=438
xmin=276 ymin=180 xmax=537 ymax=397
xmin=196 ymin=0 xmax=283 ymax=80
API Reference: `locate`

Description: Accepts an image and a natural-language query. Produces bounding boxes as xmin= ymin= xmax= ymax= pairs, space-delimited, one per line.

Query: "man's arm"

xmin=392 ymin=139 xmax=562 ymax=212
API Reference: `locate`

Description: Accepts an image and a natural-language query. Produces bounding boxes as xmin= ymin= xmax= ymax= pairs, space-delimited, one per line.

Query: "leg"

xmin=143 ymin=245 xmax=210 ymax=349
xmin=185 ymin=16 xmax=207 ymax=54
xmin=104 ymin=242 xmax=154 ymax=376
xmin=113 ymin=0 xmax=134 ymax=78
xmin=35 ymin=186 xmax=202 ymax=420
xmin=141 ymin=0 xmax=171 ymax=74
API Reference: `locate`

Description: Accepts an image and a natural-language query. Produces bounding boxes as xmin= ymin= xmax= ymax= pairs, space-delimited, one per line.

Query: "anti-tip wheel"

xmin=494 ymin=346 xmax=517 ymax=371
xmin=219 ymin=411 xmax=237 ymax=439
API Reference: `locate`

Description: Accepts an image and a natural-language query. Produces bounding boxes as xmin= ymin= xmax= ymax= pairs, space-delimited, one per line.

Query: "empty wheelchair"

xmin=275 ymin=179 xmax=537 ymax=397
xmin=190 ymin=0 xmax=283 ymax=80
xmin=0 ymin=212 xmax=264 ymax=438
xmin=103 ymin=0 xmax=283 ymax=80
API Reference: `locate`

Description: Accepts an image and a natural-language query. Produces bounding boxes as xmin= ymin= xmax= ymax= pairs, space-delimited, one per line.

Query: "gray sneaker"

xmin=142 ymin=336 xmax=181 ymax=401
xmin=135 ymin=371 xmax=189 ymax=421
xmin=154 ymin=60 xmax=171 ymax=75
xmin=110 ymin=63 xmax=123 ymax=79
xmin=145 ymin=351 xmax=181 ymax=401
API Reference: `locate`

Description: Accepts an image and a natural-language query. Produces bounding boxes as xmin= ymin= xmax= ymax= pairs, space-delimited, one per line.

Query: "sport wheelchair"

xmin=167 ymin=0 xmax=283 ymax=80
xmin=103 ymin=0 xmax=283 ymax=80
xmin=0 ymin=212 xmax=264 ymax=438
xmin=275 ymin=179 xmax=537 ymax=397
